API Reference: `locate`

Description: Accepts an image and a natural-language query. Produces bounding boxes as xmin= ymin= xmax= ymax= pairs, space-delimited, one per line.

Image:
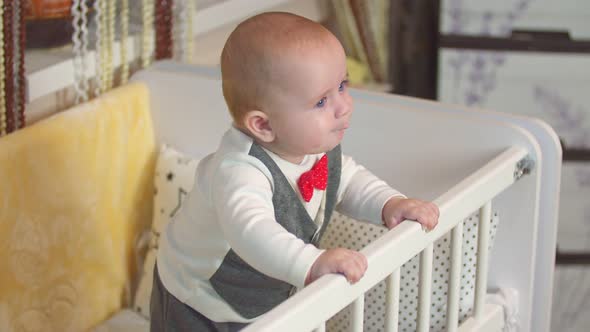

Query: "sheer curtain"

xmin=329 ymin=0 xmax=439 ymax=98
xmin=329 ymin=0 xmax=390 ymax=90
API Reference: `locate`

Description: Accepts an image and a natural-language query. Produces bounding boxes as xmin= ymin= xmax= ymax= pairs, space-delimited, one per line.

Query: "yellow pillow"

xmin=0 ymin=83 xmax=156 ymax=331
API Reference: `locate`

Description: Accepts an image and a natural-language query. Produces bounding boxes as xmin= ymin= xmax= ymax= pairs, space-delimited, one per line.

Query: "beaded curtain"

xmin=0 ymin=1 xmax=26 ymax=137
xmin=72 ymin=0 xmax=198 ymax=105
xmin=0 ymin=0 xmax=195 ymax=137
xmin=0 ymin=0 xmax=224 ymax=137
xmin=0 ymin=0 xmax=217 ymax=137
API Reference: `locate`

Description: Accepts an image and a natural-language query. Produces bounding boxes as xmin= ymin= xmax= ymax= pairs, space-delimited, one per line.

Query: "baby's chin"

xmin=309 ymin=142 xmax=341 ymax=155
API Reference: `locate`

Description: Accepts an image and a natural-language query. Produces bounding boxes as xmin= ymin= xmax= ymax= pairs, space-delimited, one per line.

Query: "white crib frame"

xmin=243 ymin=146 xmax=527 ymax=332
xmin=132 ymin=61 xmax=561 ymax=332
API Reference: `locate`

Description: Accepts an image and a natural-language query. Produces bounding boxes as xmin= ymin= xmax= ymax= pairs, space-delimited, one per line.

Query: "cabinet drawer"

xmin=438 ymin=49 xmax=590 ymax=150
xmin=558 ymin=162 xmax=590 ymax=251
xmin=441 ymin=0 xmax=590 ymax=39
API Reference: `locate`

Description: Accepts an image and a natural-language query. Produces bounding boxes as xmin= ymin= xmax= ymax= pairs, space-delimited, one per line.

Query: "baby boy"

xmin=150 ymin=11 xmax=439 ymax=332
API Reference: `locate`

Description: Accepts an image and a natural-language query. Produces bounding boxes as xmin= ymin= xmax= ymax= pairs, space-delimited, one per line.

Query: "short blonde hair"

xmin=220 ymin=12 xmax=335 ymax=124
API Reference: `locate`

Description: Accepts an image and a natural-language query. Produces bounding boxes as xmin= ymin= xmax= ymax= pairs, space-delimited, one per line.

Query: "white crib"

xmin=131 ymin=61 xmax=561 ymax=332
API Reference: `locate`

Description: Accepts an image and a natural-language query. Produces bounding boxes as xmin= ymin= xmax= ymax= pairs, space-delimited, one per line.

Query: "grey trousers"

xmin=150 ymin=264 xmax=248 ymax=332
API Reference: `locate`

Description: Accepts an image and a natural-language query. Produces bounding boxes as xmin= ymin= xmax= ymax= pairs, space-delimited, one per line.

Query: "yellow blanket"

xmin=0 ymin=83 xmax=156 ymax=331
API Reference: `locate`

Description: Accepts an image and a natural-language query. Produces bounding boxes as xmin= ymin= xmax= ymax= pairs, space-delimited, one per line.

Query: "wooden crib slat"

xmin=474 ymin=202 xmax=492 ymax=318
xmin=446 ymin=222 xmax=464 ymax=332
xmin=351 ymin=296 xmax=364 ymax=332
xmin=385 ymin=269 xmax=401 ymax=332
xmin=417 ymin=243 xmax=434 ymax=332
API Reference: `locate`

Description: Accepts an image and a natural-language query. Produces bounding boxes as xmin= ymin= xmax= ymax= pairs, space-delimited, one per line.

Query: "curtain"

xmin=329 ymin=0 xmax=439 ymax=99
xmin=389 ymin=0 xmax=439 ymax=99
xmin=1 ymin=0 xmax=27 ymax=137
xmin=329 ymin=0 xmax=390 ymax=89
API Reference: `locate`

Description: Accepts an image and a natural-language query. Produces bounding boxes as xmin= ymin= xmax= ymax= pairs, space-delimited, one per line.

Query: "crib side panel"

xmin=350 ymin=91 xmax=560 ymax=332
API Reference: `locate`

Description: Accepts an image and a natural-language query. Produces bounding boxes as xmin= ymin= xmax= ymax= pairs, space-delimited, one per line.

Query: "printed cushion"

xmin=319 ymin=211 xmax=499 ymax=332
xmin=133 ymin=144 xmax=199 ymax=318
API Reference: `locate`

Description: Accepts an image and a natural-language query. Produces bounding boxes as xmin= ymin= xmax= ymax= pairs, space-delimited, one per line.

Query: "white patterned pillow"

xmin=320 ymin=211 xmax=499 ymax=332
xmin=133 ymin=144 xmax=199 ymax=318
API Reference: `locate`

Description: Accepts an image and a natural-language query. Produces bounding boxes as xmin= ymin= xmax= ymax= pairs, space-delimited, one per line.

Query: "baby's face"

xmin=263 ymin=38 xmax=352 ymax=163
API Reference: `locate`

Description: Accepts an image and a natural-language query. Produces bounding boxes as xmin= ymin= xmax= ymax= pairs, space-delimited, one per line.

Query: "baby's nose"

xmin=334 ymin=97 xmax=352 ymax=118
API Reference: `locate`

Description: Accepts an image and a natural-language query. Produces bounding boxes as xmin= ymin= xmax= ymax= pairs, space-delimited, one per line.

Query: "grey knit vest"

xmin=209 ymin=143 xmax=342 ymax=319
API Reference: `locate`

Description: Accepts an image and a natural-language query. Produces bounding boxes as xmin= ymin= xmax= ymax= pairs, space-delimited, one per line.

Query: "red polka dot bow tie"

xmin=297 ymin=154 xmax=328 ymax=202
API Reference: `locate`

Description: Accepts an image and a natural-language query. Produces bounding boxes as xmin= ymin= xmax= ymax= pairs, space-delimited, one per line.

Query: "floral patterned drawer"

xmin=438 ymin=49 xmax=590 ymax=250
xmin=441 ymin=0 xmax=590 ymax=39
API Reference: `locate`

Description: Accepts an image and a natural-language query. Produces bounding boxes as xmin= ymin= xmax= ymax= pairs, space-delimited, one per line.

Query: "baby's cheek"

xmin=345 ymin=94 xmax=354 ymax=107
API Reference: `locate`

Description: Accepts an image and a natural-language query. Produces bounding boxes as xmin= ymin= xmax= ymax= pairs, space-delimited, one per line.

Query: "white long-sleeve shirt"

xmin=156 ymin=126 xmax=403 ymax=322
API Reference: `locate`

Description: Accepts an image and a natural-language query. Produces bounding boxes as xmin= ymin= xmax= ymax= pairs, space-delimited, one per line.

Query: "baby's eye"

xmin=339 ymin=80 xmax=349 ymax=92
xmin=315 ymin=97 xmax=327 ymax=108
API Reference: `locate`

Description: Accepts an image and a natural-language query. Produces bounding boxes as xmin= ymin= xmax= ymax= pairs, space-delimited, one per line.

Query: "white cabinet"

xmin=438 ymin=0 xmax=590 ymax=252
xmin=440 ymin=0 xmax=590 ymax=39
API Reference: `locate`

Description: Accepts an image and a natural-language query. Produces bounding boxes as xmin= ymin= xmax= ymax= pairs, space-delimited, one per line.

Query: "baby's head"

xmin=221 ymin=12 xmax=352 ymax=163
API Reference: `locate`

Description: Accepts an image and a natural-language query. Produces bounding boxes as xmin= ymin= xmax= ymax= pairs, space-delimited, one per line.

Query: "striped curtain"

xmin=0 ymin=1 xmax=27 ymax=137
xmin=329 ymin=0 xmax=439 ymax=98
xmin=330 ymin=0 xmax=390 ymax=88
xmin=69 ymin=0 xmax=196 ymax=107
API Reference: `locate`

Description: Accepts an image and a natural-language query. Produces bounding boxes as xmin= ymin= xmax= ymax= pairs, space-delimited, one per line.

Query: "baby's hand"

xmin=305 ymin=248 xmax=367 ymax=285
xmin=382 ymin=197 xmax=439 ymax=230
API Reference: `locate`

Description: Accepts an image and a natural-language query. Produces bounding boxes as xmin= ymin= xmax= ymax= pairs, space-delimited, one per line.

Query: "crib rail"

xmin=243 ymin=146 xmax=530 ymax=332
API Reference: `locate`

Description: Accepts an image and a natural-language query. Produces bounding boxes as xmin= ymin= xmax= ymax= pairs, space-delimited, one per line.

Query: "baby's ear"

xmin=243 ymin=110 xmax=275 ymax=143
